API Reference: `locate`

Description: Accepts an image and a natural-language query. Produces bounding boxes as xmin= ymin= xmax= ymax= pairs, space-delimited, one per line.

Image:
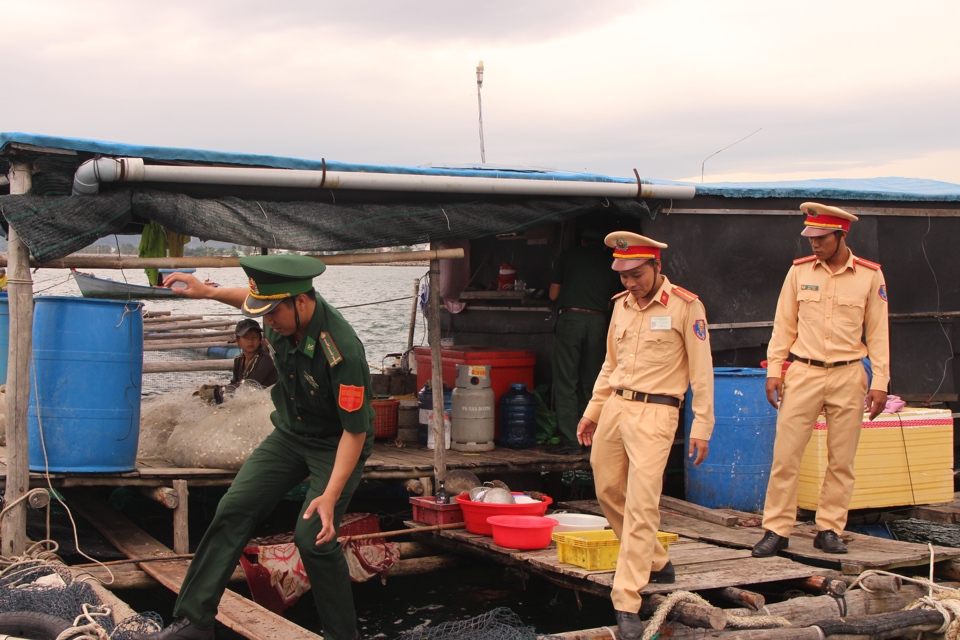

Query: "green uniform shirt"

xmin=551 ymin=244 xmax=623 ymax=312
xmin=266 ymin=296 xmax=375 ymax=458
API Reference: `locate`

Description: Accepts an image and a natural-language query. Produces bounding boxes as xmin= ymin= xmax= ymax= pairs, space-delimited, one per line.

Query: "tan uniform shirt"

xmin=766 ymin=251 xmax=890 ymax=391
xmin=584 ymin=275 xmax=716 ymax=440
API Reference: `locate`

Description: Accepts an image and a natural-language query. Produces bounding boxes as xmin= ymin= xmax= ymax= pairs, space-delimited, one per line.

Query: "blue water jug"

xmin=498 ymin=383 xmax=537 ymax=449
xmin=417 ymin=381 xmax=453 ymax=446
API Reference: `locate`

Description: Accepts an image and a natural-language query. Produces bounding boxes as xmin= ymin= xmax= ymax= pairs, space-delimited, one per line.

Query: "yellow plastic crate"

xmin=552 ymin=530 xmax=679 ymax=571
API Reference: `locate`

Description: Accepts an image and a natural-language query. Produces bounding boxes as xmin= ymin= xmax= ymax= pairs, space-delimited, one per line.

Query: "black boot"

xmin=128 ymin=618 xmax=214 ymax=640
xmin=649 ymin=560 xmax=675 ymax=584
xmin=751 ymin=530 xmax=789 ymax=557
xmin=813 ymin=529 xmax=848 ymax=554
xmin=614 ymin=610 xmax=644 ymax=640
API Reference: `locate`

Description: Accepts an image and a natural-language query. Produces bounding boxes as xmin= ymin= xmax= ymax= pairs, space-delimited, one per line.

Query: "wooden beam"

xmin=172 ymin=480 xmax=190 ymax=555
xmin=428 ymin=259 xmax=446 ymax=481
xmin=659 ymin=496 xmax=739 ymax=527
xmin=144 ymin=361 xmax=233 ymax=373
xmin=2 ymin=248 xmax=465 ymax=270
xmin=2 ymin=162 xmax=33 ymax=557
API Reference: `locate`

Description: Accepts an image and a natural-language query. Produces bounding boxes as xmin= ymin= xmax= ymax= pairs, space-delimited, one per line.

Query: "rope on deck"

xmin=642 ymin=590 xmax=791 ymax=640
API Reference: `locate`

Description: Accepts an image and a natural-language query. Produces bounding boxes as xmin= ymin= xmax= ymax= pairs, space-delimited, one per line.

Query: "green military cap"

xmin=239 ymin=254 xmax=326 ymax=317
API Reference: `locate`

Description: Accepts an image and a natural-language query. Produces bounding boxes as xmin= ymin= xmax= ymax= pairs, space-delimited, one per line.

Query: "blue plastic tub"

xmin=0 ymin=293 xmax=8 ymax=386
xmin=684 ymin=367 xmax=778 ymax=511
xmin=28 ymin=297 xmax=144 ymax=473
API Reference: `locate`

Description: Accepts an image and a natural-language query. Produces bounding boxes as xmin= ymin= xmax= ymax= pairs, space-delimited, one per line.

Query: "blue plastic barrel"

xmin=498 ymin=383 xmax=537 ymax=449
xmin=0 ymin=293 xmax=8 ymax=386
xmin=28 ymin=297 xmax=144 ymax=473
xmin=683 ymin=368 xmax=778 ymax=511
xmin=417 ymin=382 xmax=452 ymax=446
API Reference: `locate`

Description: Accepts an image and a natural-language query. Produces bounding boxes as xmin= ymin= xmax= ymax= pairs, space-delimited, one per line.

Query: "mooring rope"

xmin=642 ymin=590 xmax=791 ymax=639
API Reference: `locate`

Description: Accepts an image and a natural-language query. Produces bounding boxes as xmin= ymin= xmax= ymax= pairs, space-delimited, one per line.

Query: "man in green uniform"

xmin=132 ymin=255 xmax=374 ymax=640
xmin=549 ymin=229 xmax=622 ymax=453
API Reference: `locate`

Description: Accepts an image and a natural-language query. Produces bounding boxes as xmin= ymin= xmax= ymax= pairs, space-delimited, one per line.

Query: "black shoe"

xmin=649 ymin=560 xmax=675 ymax=584
xmin=813 ymin=529 xmax=848 ymax=554
xmin=751 ymin=530 xmax=789 ymax=557
xmin=128 ymin=618 xmax=214 ymax=640
xmin=614 ymin=610 xmax=644 ymax=640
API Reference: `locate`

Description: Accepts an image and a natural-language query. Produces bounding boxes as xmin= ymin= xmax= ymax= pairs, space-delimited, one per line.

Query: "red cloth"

xmin=239 ymin=513 xmax=400 ymax=614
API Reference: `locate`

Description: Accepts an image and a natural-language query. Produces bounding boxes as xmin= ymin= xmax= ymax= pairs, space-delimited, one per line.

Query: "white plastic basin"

xmin=550 ymin=513 xmax=610 ymax=533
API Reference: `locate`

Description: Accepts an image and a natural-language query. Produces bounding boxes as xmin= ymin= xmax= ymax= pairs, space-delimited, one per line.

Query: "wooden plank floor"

xmin=562 ymin=499 xmax=960 ymax=575
xmin=0 ymin=442 xmax=589 ymax=488
xmin=422 ymin=521 xmax=821 ymax=599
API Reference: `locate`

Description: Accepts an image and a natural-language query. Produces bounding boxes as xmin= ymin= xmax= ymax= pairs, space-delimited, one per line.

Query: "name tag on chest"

xmin=650 ymin=316 xmax=672 ymax=331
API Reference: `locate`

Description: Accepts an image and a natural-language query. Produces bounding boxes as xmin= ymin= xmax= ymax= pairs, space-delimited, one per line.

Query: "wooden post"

xmin=172 ymin=479 xmax=190 ymax=555
xmin=428 ymin=260 xmax=446 ymax=482
xmin=2 ymin=161 xmax=33 ymax=557
xmin=406 ymin=277 xmax=420 ymax=355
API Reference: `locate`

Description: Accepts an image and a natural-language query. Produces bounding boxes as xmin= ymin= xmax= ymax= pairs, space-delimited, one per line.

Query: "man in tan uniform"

xmin=752 ymin=203 xmax=889 ymax=558
xmin=578 ymin=232 xmax=714 ymax=639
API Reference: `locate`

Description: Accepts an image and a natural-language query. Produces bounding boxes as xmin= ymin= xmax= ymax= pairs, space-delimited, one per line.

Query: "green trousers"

xmin=174 ymin=428 xmax=365 ymax=640
xmin=552 ymin=312 xmax=609 ymax=447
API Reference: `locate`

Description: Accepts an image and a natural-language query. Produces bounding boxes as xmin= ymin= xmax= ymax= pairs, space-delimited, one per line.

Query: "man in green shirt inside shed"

xmin=133 ymin=255 xmax=374 ymax=640
xmin=549 ymin=228 xmax=622 ymax=454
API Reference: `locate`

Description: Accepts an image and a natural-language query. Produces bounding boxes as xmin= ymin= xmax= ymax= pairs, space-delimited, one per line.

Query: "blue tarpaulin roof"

xmin=3 ymin=131 xmax=960 ymax=202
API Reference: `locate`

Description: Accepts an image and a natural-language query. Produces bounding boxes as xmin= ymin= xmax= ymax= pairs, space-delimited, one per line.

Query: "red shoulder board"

xmin=854 ymin=257 xmax=881 ymax=271
xmin=672 ymin=286 xmax=698 ymax=303
xmin=793 ymin=255 xmax=817 ymax=265
xmin=611 ymin=290 xmax=630 ymax=300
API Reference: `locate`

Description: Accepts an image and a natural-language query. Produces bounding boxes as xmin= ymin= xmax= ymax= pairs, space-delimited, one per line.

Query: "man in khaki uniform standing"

xmin=752 ymin=203 xmax=889 ymax=558
xmin=578 ymin=232 xmax=714 ymax=639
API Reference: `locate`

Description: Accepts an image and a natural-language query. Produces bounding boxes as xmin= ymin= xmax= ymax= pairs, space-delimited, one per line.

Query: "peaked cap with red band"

xmin=604 ymin=231 xmax=668 ymax=271
xmin=800 ymin=202 xmax=858 ymax=237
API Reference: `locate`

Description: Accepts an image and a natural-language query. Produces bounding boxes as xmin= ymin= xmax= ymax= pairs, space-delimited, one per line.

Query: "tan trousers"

xmin=761 ymin=361 xmax=868 ymax=536
xmin=591 ymin=395 xmax=676 ymax=613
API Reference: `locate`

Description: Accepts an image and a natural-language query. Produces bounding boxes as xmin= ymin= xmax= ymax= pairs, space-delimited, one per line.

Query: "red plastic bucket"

xmin=455 ymin=493 xmax=553 ymax=536
xmin=486 ymin=515 xmax=558 ymax=549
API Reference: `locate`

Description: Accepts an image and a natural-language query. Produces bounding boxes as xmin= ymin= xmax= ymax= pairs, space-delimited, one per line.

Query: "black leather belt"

xmin=615 ymin=390 xmax=682 ymax=408
xmin=559 ymin=307 xmax=605 ymax=316
xmin=790 ymin=354 xmax=860 ymax=369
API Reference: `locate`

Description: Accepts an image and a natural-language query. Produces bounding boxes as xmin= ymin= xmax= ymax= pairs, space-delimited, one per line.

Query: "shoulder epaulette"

xmin=611 ymin=290 xmax=630 ymax=300
xmin=318 ymin=331 xmax=343 ymax=367
xmin=793 ymin=255 xmax=817 ymax=265
xmin=672 ymin=286 xmax=698 ymax=303
xmin=854 ymin=257 xmax=881 ymax=271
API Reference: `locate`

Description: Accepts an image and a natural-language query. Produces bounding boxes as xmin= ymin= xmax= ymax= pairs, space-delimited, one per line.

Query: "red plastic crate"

xmin=410 ymin=496 xmax=464 ymax=525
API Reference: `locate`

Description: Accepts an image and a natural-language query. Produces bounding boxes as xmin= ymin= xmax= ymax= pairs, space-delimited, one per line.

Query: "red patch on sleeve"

xmin=338 ymin=384 xmax=365 ymax=412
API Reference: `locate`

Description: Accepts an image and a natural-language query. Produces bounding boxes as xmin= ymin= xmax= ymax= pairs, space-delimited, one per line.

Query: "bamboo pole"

xmin=406 ymin=277 xmax=420 ymax=355
xmin=2 ymin=162 xmax=33 ymax=557
xmin=1 ymin=248 xmax=465 ymax=270
xmin=143 ymin=361 xmax=233 ymax=373
xmin=428 ymin=260 xmax=446 ymax=482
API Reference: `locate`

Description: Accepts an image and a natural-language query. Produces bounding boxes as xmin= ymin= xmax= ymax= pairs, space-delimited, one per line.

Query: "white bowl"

xmin=550 ymin=513 xmax=610 ymax=533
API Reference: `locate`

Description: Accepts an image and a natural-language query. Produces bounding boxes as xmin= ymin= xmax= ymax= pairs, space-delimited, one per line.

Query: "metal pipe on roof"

xmin=72 ymin=157 xmax=696 ymax=200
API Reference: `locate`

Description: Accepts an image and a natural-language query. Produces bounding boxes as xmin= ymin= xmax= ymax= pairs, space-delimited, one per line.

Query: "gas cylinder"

xmin=498 ymin=383 xmax=537 ymax=449
xmin=452 ymin=364 xmax=495 ymax=452
xmin=418 ymin=381 xmax=452 ymax=446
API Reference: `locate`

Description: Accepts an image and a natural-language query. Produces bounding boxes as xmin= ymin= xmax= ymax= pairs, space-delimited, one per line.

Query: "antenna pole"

xmin=476 ymin=61 xmax=486 ymax=164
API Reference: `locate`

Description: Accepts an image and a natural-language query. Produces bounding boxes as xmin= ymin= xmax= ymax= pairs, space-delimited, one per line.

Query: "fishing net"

xmin=395 ymin=607 xmax=549 ymax=640
xmin=160 ymin=385 xmax=275 ymax=469
xmin=0 ymin=559 xmax=162 ymax=639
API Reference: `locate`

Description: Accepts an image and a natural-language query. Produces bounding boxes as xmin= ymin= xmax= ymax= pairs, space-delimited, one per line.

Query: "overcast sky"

xmin=3 ymin=1 xmax=959 ymax=184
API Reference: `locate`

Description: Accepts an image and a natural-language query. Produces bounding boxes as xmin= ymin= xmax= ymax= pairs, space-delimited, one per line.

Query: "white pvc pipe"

xmin=73 ymin=157 xmax=696 ymax=200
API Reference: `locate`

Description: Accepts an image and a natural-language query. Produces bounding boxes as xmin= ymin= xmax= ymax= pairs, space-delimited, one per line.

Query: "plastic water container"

xmin=683 ymin=368 xmax=778 ymax=511
xmin=498 ymin=383 xmax=537 ymax=449
xmin=418 ymin=382 xmax=452 ymax=446
xmin=28 ymin=297 xmax=144 ymax=473
xmin=426 ymin=410 xmax=451 ymax=450
xmin=0 ymin=293 xmax=8 ymax=386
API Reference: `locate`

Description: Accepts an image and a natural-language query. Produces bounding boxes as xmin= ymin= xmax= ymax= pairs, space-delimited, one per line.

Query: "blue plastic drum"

xmin=28 ymin=297 xmax=144 ymax=473
xmin=684 ymin=368 xmax=778 ymax=511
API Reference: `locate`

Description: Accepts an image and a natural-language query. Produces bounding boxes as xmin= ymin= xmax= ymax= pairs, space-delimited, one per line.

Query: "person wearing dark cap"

xmin=577 ymin=232 xmax=714 ymax=640
xmin=752 ymin=203 xmax=889 ymax=558
xmin=548 ymin=227 xmax=622 ymax=454
xmin=229 ymin=318 xmax=279 ymax=390
xmin=133 ymin=255 xmax=374 ymax=640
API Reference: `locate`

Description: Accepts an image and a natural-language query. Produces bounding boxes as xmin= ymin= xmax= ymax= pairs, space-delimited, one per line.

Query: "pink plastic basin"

xmin=486 ymin=515 xmax=559 ymax=550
